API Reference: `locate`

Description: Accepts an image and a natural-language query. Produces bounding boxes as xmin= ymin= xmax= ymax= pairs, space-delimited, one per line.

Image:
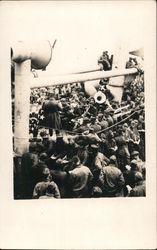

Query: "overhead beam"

xmin=63 ymin=66 xmax=102 ymax=75
xmin=30 ymin=67 xmax=138 ymax=89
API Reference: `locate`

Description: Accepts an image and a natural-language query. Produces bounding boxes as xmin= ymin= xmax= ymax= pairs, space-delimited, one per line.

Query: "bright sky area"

xmin=0 ymin=1 xmax=154 ymax=75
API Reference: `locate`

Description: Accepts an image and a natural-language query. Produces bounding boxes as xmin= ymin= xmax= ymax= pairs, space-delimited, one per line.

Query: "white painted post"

xmin=14 ymin=60 xmax=31 ymax=155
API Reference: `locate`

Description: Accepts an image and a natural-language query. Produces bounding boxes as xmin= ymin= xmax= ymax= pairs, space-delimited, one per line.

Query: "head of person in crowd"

xmin=123 ymin=123 xmax=129 ymax=131
xmin=108 ymin=130 xmax=114 ymax=139
xmin=130 ymin=121 xmax=136 ymax=131
xmin=116 ymin=125 xmax=124 ymax=136
xmin=109 ymin=155 xmax=118 ymax=168
xmin=36 ymin=142 xmax=44 ymax=155
xmin=55 ymin=158 xmax=66 ymax=170
xmin=83 ymin=117 xmax=90 ymax=125
xmin=29 ymin=142 xmax=37 ymax=154
xmin=134 ymin=172 xmax=143 ymax=185
xmin=129 ymin=100 xmax=136 ymax=108
xmin=70 ymin=155 xmax=81 ymax=169
xmin=88 ymin=96 xmax=95 ymax=105
xmin=89 ymin=144 xmax=99 ymax=156
xmin=131 ymin=151 xmax=140 ymax=161
xmin=48 ymin=91 xmax=55 ymax=99
xmin=139 ymin=102 xmax=145 ymax=109
xmin=102 ymin=51 xmax=108 ymax=57
xmin=111 ymin=102 xmax=118 ymax=110
xmin=134 ymin=119 xmax=139 ymax=127
xmin=104 ymin=107 xmax=110 ymax=115
xmin=39 ymin=152 xmax=48 ymax=163
xmin=40 ymin=130 xmax=49 ymax=140
xmin=92 ymin=186 xmax=103 ymax=198
xmin=97 ymin=113 xmax=104 ymax=122
xmin=99 ymin=132 xmax=106 ymax=139
xmin=130 ymin=160 xmax=139 ymax=172
xmin=99 ymin=104 xmax=104 ymax=112
xmin=109 ymin=109 xmax=114 ymax=116
xmin=135 ymin=96 xmax=141 ymax=103
xmin=90 ymin=116 xmax=96 ymax=124
xmin=79 ymin=91 xmax=85 ymax=97
xmin=41 ymin=166 xmax=51 ymax=182
xmin=82 ymin=98 xmax=87 ymax=105
xmin=77 ymin=145 xmax=88 ymax=165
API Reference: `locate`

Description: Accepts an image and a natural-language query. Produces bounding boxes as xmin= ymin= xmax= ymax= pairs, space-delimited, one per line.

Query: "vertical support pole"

xmin=108 ymin=41 xmax=129 ymax=103
xmin=14 ymin=60 xmax=31 ymax=155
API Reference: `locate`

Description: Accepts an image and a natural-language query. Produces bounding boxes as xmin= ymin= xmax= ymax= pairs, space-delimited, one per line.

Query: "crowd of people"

xmin=13 ymin=52 xmax=146 ymax=199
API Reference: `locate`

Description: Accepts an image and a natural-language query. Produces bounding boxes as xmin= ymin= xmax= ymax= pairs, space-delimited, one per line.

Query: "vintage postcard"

xmin=0 ymin=1 xmax=156 ymax=249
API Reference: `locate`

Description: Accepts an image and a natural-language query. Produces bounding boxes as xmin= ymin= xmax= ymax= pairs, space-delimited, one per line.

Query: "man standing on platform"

xmin=42 ymin=94 xmax=63 ymax=137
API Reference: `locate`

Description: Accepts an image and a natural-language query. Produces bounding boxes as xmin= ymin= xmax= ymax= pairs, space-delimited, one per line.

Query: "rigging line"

xmin=13 ymin=108 xmax=143 ymax=138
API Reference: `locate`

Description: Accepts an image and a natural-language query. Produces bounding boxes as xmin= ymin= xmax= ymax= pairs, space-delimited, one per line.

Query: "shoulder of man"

xmin=49 ymin=181 xmax=58 ymax=188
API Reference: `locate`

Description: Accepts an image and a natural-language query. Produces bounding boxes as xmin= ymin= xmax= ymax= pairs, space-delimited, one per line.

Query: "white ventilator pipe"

xmin=84 ymin=80 xmax=99 ymax=96
xmin=11 ymin=40 xmax=53 ymax=70
xmin=30 ymin=67 xmax=138 ymax=89
xmin=12 ymin=41 xmax=53 ymax=155
xmin=14 ymin=60 xmax=31 ymax=155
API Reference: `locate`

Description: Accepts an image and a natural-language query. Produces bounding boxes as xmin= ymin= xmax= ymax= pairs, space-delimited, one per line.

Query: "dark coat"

xmin=21 ymin=152 xmax=39 ymax=198
xmin=43 ymin=100 xmax=62 ymax=130
xmin=50 ymin=169 xmax=68 ymax=198
xmin=129 ymin=181 xmax=146 ymax=197
xmin=102 ymin=166 xmax=125 ymax=197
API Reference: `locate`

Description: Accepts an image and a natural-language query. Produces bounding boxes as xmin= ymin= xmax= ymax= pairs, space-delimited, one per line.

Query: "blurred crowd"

xmin=13 ymin=53 xmax=146 ymax=199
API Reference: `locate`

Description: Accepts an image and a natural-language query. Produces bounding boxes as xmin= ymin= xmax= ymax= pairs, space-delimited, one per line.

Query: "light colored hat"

xmin=131 ymin=151 xmax=139 ymax=157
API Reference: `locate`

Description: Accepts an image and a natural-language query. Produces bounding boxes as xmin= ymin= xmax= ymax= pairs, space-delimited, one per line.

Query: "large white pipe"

xmin=84 ymin=80 xmax=99 ymax=96
xmin=11 ymin=40 xmax=53 ymax=70
xmin=30 ymin=68 xmax=138 ymax=89
xmin=14 ymin=60 xmax=31 ymax=155
xmin=12 ymin=41 xmax=53 ymax=155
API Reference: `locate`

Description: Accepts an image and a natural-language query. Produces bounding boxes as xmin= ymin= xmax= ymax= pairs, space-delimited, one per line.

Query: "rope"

xmin=12 ymin=107 xmax=143 ymax=138
xmin=97 ymin=108 xmax=141 ymax=134
xmin=37 ymin=124 xmax=83 ymax=136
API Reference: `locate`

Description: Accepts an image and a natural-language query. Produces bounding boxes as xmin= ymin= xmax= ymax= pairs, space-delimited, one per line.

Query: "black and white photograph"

xmin=12 ymin=42 xmax=146 ymax=200
xmin=0 ymin=1 xmax=156 ymax=249
xmin=11 ymin=9 xmax=146 ymax=201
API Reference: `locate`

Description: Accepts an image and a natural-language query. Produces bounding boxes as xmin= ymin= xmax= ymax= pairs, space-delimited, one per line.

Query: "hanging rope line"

xmin=97 ymin=108 xmax=141 ymax=134
xmin=13 ymin=107 xmax=144 ymax=139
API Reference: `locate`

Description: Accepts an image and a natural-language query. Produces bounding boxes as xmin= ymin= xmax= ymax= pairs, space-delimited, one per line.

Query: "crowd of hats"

xmin=13 ymin=58 xmax=146 ymax=198
xmin=28 ymin=69 xmax=145 ymax=144
xmin=28 ymin=62 xmax=145 ymax=158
